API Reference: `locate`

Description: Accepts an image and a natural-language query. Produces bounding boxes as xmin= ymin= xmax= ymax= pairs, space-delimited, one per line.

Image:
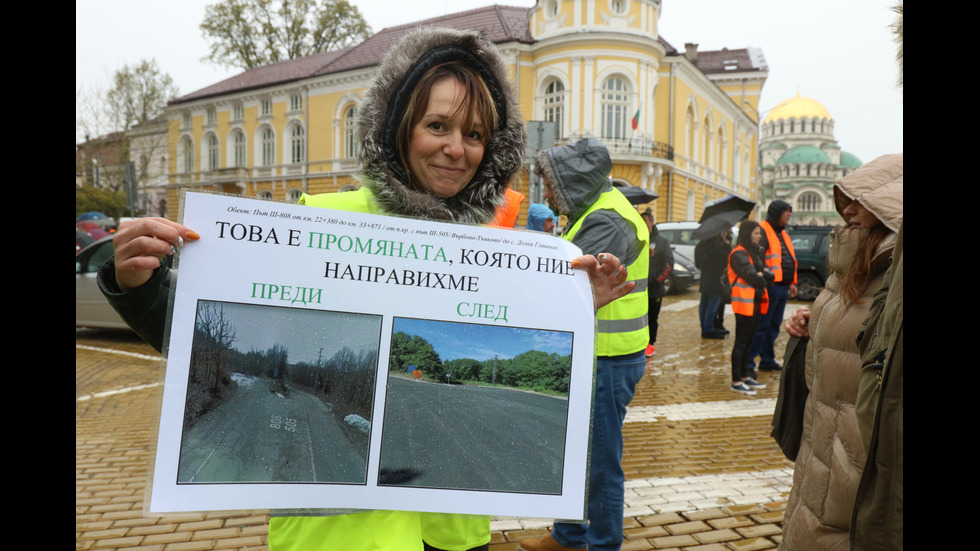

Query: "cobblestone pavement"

xmin=76 ymin=292 xmax=800 ymax=550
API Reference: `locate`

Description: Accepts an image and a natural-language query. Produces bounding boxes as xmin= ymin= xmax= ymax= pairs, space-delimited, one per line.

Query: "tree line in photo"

xmin=388 ymin=331 xmax=572 ymax=395
xmin=187 ymin=302 xmax=376 ymax=426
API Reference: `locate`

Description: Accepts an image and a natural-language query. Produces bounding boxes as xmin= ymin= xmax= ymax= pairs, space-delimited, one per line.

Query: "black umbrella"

xmin=613 ymin=183 xmax=659 ymax=205
xmin=693 ymin=195 xmax=756 ymax=239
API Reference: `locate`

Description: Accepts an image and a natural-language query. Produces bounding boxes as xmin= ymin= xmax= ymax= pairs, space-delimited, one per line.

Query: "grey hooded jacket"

xmin=536 ymin=138 xmax=644 ymax=265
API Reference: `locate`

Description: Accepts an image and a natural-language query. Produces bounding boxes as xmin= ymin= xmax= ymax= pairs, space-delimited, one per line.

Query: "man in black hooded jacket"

xmin=748 ymin=200 xmax=798 ymax=373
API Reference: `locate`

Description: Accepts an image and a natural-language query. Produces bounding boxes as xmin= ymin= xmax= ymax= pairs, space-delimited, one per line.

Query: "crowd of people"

xmin=98 ymin=12 xmax=903 ymax=551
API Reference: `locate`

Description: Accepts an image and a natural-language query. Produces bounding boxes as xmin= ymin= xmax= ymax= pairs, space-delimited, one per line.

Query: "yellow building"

xmin=166 ymin=1 xmax=766 ymax=225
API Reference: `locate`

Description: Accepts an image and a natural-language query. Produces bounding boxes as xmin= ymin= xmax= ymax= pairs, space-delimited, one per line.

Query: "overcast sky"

xmin=77 ymin=0 xmax=903 ymax=163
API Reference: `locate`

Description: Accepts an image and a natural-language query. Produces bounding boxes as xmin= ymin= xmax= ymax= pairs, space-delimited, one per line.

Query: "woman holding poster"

xmin=100 ymin=27 xmax=633 ymax=551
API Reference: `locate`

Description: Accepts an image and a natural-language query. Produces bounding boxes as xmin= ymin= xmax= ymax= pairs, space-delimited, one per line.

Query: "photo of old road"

xmin=178 ymin=373 xmax=368 ymax=484
xmin=379 ymin=376 xmax=567 ymax=494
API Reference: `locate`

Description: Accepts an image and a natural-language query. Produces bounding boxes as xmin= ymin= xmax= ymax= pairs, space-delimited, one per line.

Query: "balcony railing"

xmin=555 ymin=137 xmax=673 ymax=161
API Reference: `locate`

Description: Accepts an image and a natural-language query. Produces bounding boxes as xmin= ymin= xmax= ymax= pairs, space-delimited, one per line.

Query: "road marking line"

xmin=76 ymin=382 xmax=160 ymax=402
xmin=626 ymin=398 xmax=777 ymax=422
xmin=76 ymin=344 xmax=161 ymax=362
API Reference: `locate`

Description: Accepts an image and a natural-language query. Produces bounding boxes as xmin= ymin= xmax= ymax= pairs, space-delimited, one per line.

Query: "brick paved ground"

xmin=77 ymin=293 xmax=797 ymax=550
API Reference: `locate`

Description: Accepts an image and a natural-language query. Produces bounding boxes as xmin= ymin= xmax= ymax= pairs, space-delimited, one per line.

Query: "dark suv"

xmin=786 ymin=225 xmax=834 ymax=301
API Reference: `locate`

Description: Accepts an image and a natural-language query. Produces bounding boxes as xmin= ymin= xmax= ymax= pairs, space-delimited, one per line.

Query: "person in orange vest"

xmin=492 ymin=187 xmax=525 ymax=228
xmin=728 ymin=220 xmax=774 ymax=395
xmin=747 ymin=200 xmax=797 ymax=375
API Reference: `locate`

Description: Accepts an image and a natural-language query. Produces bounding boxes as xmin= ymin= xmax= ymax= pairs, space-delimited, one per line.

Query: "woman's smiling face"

xmin=407 ymin=78 xmax=485 ymax=198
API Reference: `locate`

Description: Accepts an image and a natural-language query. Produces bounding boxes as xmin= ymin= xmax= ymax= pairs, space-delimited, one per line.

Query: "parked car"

xmin=786 ymin=225 xmax=833 ymax=301
xmin=656 ymin=221 xmax=700 ymax=259
xmin=665 ymin=249 xmax=701 ymax=295
xmin=76 ymin=236 xmax=129 ymax=329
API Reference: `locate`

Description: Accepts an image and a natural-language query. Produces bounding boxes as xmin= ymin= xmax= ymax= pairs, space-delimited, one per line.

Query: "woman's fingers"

xmin=112 ymin=218 xmax=198 ymax=291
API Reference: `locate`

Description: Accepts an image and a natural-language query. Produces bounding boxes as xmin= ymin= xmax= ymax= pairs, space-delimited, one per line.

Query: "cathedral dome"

xmin=840 ymin=151 xmax=862 ymax=169
xmin=764 ymin=93 xmax=832 ymax=123
xmin=777 ymin=145 xmax=831 ymax=166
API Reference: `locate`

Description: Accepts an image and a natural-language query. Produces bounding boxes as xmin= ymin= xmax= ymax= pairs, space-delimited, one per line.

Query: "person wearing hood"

xmin=747 ymin=198 xmax=798 ymax=374
xmin=520 ymin=138 xmax=648 ymax=551
xmin=526 ymin=202 xmax=559 ymax=233
xmin=780 ymin=154 xmax=902 ymax=550
xmin=99 ymin=27 xmax=639 ymax=551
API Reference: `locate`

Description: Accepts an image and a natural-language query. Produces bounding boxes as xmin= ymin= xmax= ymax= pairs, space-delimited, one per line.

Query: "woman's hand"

xmin=785 ymin=306 xmax=811 ymax=338
xmin=112 ymin=217 xmax=199 ymax=291
xmin=572 ymin=253 xmax=633 ymax=310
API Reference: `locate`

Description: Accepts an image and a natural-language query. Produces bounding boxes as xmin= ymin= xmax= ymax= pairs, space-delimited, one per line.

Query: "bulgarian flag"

xmin=631 ymin=107 xmax=641 ymax=130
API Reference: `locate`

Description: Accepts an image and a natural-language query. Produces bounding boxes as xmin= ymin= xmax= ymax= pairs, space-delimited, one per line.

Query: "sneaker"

xmin=759 ymin=363 xmax=782 ymax=372
xmin=645 ymin=344 xmax=655 ymax=357
xmin=742 ymin=378 xmax=767 ymax=390
xmin=730 ymin=382 xmax=757 ymax=395
xmin=519 ymin=534 xmax=586 ymax=551
xmin=747 ymin=368 xmax=759 ymax=379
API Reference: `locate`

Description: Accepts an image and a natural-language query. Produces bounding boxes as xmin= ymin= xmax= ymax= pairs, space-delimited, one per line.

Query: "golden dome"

xmin=764 ymin=93 xmax=832 ymax=123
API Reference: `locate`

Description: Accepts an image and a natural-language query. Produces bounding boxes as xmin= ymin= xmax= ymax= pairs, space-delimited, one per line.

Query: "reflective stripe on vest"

xmin=727 ymin=245 xmax=768 ymax=316
xmin=563 ymin=188 xmax=649 ymax=356
xmin=760 ymin=221 xmax=797 ymax=284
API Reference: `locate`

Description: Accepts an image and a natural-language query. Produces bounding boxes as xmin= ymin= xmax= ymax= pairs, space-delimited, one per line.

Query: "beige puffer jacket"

xmin=781 ymin=154 xmax=902 ymax=550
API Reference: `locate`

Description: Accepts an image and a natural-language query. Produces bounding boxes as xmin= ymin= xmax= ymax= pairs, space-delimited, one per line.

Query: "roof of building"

xmin=690 ymin=47 xmax=768 ymax=74
xmin=840 ymin=151 xmax=863 ymax=169
xmin=764 ymin=93 xmax=832 ymax=123
xmin=777 ymin=145 xmax=832 ymax=166
xmin=173 ymin=5 xmax=533 ymax=104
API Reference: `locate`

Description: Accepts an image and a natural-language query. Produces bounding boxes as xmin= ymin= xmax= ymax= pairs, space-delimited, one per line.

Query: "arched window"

xmin=544 ymin=79 xmax=565 ymax=138
xmin=206 ymin=133 xmax=219 ymax=171
xmin=797 ymin=192 xmax=822 ymax=211
xmin=290 ymin=124 xmax=306 ymax=164
xmin=178 ymin=136 xmax=193 ymax=173
xmin=716 ymin=125 xmax=726 ymax=174
xmin=685 ymin=105 xmax=696 ymax=161
xmin=286 ymin=189 xmax=303 ymax=203
xmin=261 ymin=127 xmax=275 ymax=166
xmin=345 ymin=106 xmax=359 ymax=159
xmin=232 ymin=130 xmax=247 ymax=168
xmin=600 ymin=76 xmax=630 ymax=139
xmin=703 ymin=116 xmax=711 ymax=166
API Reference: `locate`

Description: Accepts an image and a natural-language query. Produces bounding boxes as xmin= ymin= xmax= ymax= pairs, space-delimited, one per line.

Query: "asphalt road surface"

xmin=178 ymin=373 xmax=367 ymax=484
xmin=379 ymin=377 xmax=567 ymax=494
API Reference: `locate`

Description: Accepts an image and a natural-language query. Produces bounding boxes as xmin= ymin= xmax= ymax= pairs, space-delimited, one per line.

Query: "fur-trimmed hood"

xmin=355 ymin=27 xmax=527 ymax=224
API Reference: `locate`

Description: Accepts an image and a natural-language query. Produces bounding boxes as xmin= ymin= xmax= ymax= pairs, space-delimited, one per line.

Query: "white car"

xmin=655 ymin=221 xmax=701 ymax=259
xmin=76 ymin=236 xmax=130 ymax=329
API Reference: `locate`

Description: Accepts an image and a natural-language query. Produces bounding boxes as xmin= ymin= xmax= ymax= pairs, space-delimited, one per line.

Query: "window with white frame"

xmin=206 ymin=133 xmax=219 ymax=170
xmin=543 ymin=79 xmax=565 ymax=138
xmin=286 ymin=189 xmax=303 ymax=203
xmin=290 ymin=94 xmax=302 ymax=111
xmin=233 ymin=103 xmax=244 ymax=121
xmin=182 ymin=112 xmax=191 ymax=128
xmin=261 ymin=127 xmax=275 ymax=166
xmin=233 ymin=130 xmax=247 ymax=167
xmin=600 ymin=76 xmax=630 ymax=139
xmin=345 ymin=106 xmax=359 ymax=158
xmin=261 ymin=99 xmax=272 ymax=116
xmin=179 ymin=136 xmax=193 ymax=173
xmin=290 ymin=124 xmax=306 ymax=163
xmin=206 ymin=108 xmax=216 ymax=126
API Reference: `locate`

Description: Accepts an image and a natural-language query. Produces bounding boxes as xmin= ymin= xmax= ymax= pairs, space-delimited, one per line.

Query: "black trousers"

xmin=648 ymin=295 xmax=663 ymax=344
xmin=731 ymin=313 xmax=760 ymax=382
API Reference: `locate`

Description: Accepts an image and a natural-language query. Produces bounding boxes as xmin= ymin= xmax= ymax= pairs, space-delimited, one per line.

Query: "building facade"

xmin=759 ymin=93 xmax=862 ymax=225
xmin=165 ymin=0 xmax=767 ymax=225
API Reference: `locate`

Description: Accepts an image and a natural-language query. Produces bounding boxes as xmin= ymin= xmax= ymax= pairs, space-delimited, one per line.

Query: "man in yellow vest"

xmin=521 ymin=138 xmax=649 ymax=551
xmin=748 ymin=199 xmax=798 ymax=374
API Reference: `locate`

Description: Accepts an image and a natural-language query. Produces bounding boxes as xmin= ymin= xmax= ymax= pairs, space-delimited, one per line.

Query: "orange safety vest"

xmin=728 ymin=245 xmax=769 ymax=316
xmin=760 ymin=221 xmax=797 ymax=284
xmin=492 ymin=188 xmax=525 ymax=228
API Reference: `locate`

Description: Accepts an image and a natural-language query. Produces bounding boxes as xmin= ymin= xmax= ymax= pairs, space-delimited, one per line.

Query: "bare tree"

xmin=200 ymin=0 xmax=371 ymax=70
xmin=194 ymin=302 xmax=239 ymax=392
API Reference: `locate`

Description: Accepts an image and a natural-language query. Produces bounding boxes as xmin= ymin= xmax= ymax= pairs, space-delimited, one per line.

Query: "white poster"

xmin=148 ymin=191 xmax=597 ymax=519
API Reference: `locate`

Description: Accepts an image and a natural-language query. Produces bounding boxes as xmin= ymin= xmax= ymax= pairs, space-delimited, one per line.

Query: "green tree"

xmin=106 ymin=59 xmax=179 ymax=131
xmin=200 ymin=0 xmax=371 ymax=70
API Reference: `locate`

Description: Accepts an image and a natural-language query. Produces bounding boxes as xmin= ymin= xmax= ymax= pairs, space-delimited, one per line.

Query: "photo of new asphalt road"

xmin=379 ymin=376 xmax=568 ymax=494
xmin=177 ymin=373 xmax=368 ymax=484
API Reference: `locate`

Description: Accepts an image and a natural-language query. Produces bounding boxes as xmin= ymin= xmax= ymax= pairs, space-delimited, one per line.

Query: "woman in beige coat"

xmin=780 ymin=154 xmax=903 ymax=550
